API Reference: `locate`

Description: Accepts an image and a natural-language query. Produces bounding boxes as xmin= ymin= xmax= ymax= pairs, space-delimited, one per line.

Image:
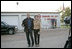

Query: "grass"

xmin=60 ymin=25 xmax=70 ymax=28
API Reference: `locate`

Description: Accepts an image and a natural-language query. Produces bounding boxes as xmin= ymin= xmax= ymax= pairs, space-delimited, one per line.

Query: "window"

xmin=55 ymin=15 xmax=58 ymax=17
xmin=51 ymin=16 xmax=54 ymax=17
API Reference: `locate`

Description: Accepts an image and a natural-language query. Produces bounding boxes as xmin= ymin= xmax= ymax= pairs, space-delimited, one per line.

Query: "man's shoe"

xmin=32 ymin=44 xmax=34 ymax=47
xmin=28 ymin=45 xmax=30 ymax=47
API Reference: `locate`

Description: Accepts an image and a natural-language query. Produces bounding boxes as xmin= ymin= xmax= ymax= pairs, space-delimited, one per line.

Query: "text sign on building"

xmin=41 ymin=15 xmax=57 ymax=29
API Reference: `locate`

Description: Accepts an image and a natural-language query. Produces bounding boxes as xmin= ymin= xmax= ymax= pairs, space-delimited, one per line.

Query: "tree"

xmin=64 ymin=7 xmax=71 ymax=16
xmin=59 ymin=7 xmax=71 ymax=23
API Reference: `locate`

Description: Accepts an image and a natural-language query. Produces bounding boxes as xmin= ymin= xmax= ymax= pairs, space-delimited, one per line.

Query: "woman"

xmin=33 ymin=15 xmax=41 ymax=47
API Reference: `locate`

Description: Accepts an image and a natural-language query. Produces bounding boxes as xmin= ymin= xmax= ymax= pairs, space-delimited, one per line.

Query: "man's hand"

xmin=22 ymin=24 xmax=24 ymax=27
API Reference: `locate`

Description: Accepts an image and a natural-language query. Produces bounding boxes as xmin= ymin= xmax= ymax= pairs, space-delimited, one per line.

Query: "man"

xmin=22 ymin=13 xmax=34 ymax=47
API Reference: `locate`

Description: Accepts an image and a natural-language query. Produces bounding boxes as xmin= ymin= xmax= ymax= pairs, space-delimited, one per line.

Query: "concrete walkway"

xmin=1 ymin=28 xmax=69 ymax=48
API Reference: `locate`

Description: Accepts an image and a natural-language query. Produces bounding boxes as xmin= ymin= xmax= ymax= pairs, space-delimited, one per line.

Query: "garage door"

xmin=1 ymin=15 xmax=19 ymax=29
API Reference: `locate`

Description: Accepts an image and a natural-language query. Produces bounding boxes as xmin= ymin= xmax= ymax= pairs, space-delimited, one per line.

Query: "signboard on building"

xmin=41 ymin=15 xmax=58 ymax=29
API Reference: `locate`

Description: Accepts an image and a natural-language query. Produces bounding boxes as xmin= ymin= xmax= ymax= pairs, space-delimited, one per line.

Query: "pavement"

xmin=1 ymin=28 xmax=69 ymax=48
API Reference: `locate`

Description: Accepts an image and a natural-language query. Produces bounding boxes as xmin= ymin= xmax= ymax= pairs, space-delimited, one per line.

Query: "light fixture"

xmin=16 ymin=2 xmax=19 ymax=5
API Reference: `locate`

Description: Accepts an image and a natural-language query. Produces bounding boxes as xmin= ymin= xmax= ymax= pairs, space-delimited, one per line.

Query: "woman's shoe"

xmin=32 ymin=44 xmax=34 ymax=47
xmin=35 ymin=44 xmax=39 ymax=47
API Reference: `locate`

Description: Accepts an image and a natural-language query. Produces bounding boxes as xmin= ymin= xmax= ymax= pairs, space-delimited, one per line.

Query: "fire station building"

xmin=1 ymin=12 xmax=61 ymax=30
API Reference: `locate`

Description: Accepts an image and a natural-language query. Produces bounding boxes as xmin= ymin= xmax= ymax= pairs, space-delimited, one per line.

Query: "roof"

xmin=1 ymin=11 xmax=60 ymax=14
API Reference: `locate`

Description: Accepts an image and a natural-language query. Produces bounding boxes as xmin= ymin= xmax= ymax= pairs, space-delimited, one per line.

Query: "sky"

xmin=1 ymin=1 xmax=71 ymax=12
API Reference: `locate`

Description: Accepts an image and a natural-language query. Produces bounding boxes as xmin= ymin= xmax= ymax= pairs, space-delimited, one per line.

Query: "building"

xmin=1 ymin=12 xmax=61 ymax=31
